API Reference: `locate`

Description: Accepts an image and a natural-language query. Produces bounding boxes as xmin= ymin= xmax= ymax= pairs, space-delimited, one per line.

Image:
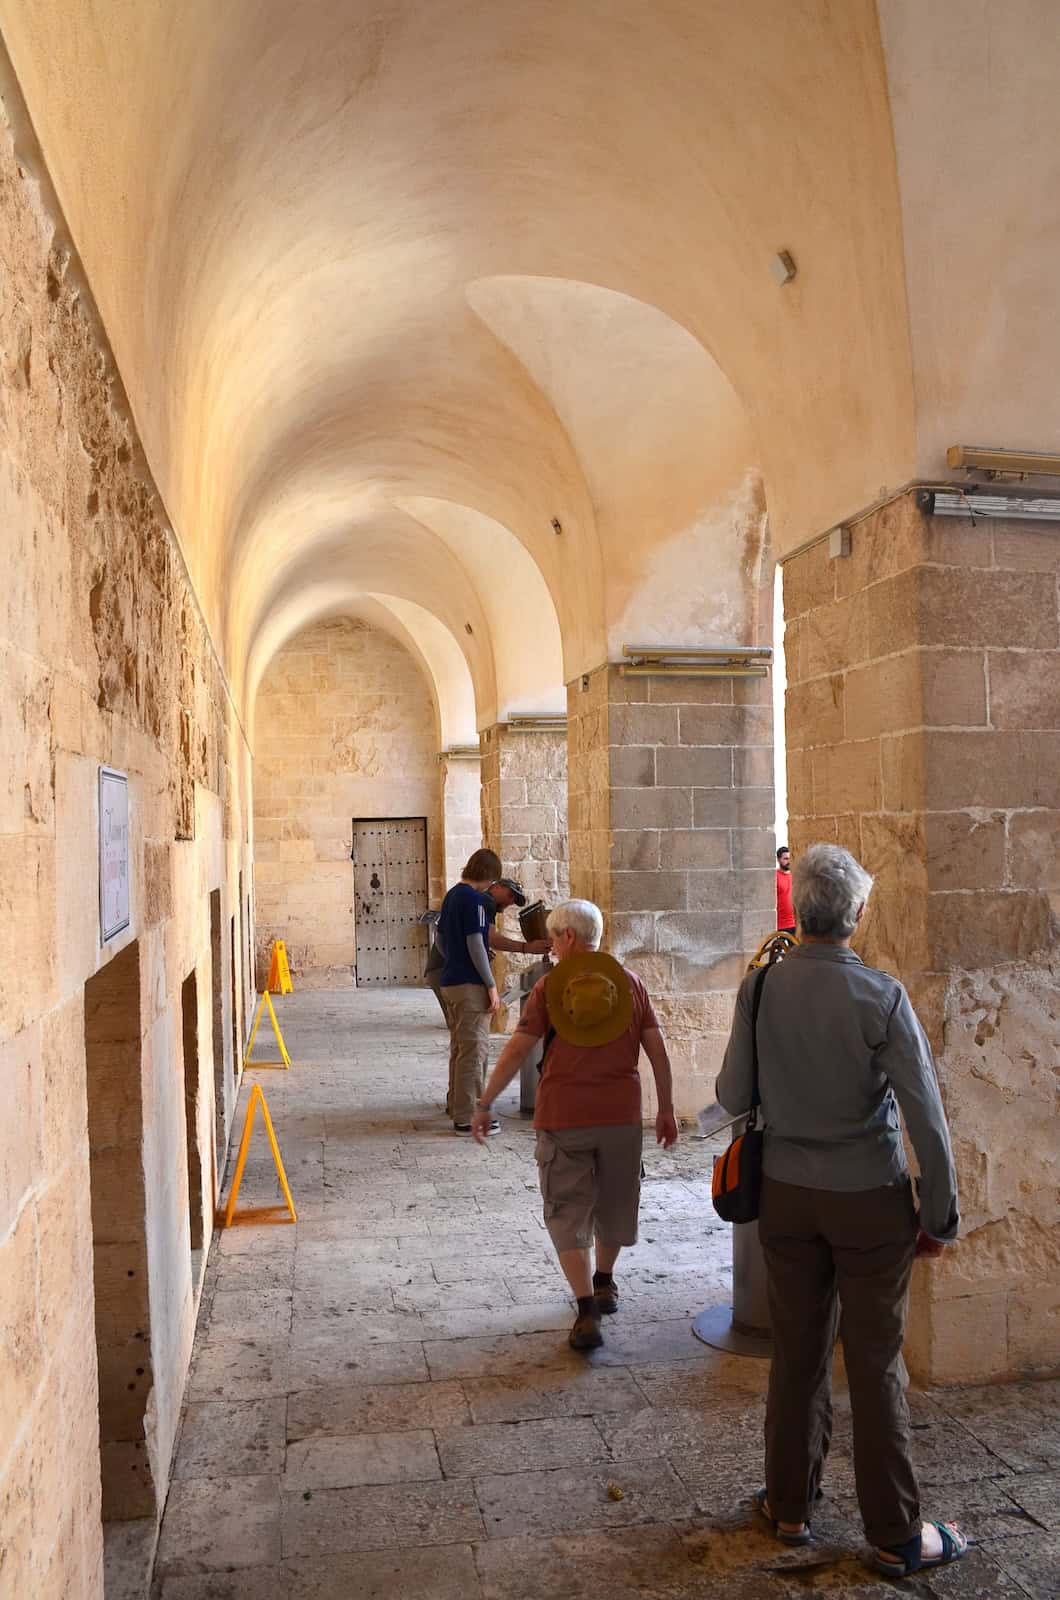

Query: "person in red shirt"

xmin=776 ymin=845 xmax=795 ymax=934
xmin=470 ymin=899 xmax=678 ymax=1351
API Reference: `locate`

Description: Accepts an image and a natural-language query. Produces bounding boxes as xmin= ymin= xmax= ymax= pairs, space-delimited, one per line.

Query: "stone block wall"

xmin=567 ymin=667 xmax=613 ymax=910
xmin=479 ymin=725 xmax=569 ymax=908
xmin=439 ymin=754 xmax=482 ymax=893
xmin=252 ymin=619 xmax=443 ymax=987
xmin=0 ymin=102 xmax=252 ymax=1593
xmin=480 ymin=724 xmax=569 ymax=1008
xmin=567 ymin=664 xmax=776 ymax=1116
xmin=784 ymin=489 xmax=1059 ymax=1382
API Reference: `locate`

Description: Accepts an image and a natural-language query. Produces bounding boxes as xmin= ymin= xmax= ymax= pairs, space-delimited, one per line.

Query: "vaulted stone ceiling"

xmin=2 ymin=0 xmax=1055 ymax=731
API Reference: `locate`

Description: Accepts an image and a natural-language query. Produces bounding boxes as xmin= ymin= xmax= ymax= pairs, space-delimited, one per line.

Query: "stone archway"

xmin=252 ymin=617 xmax=444 ymax=986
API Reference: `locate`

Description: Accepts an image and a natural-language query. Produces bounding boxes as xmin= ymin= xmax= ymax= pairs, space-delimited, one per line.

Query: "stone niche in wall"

xmin=252 ymin=618 xmax=444 ymax=986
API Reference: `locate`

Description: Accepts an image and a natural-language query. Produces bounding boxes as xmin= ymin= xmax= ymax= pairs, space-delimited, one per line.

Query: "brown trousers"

xmin=440 ymin=983 xmax=491 ymax=1125
xmin=425 ymin=969 xmax=451 ymax=1024
xmin=758 ymin=1175 xmax=920 ymax=1548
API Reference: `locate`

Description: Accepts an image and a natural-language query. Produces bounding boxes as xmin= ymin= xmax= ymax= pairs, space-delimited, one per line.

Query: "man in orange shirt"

xmin=776 ymin=845 xmax=795 ymax=934
xmin=470 ymin=899 xmax=678 ymax=1351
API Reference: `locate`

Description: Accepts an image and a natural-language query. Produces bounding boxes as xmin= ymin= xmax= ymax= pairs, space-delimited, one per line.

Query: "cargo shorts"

xmin=535 ymin=1124 xmax=643 ymax=1251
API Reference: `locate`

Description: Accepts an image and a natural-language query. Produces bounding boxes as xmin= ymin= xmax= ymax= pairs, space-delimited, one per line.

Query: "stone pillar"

xmin=479 ymin=724 xmax=569 ymax=1011
xmin=438 ymin=752 xmax=482 ymax=895
xmin=479 ymin=724 xmax=569 ymax=908
xmin=783 ymin=489 xmax=1059 ymax=1383
xmin=567 ymin=664 xmax=775 ymax=1117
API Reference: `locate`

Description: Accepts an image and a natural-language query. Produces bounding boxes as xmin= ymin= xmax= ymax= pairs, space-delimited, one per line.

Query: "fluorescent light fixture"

xmin=621 ymin=645 xmax=772 ymax=679
xmin=438 ymin=745 xmax=481 ymax=760
xmin=920 ymin=489 xmax=1060 ymax=522
xmin=505 ymin=715 xmax=567 ymax=732
xmin=623 ymin=645 xmax=771 ymax=660
xmin=621 ymin=664 xmax=770 ymax=677
xmin=946 ymin=445 xmax=1060 ymax=476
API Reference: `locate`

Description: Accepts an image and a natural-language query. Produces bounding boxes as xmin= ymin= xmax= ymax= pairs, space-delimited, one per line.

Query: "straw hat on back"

xmin=544 ymin=951 xmax=633 ymax=1046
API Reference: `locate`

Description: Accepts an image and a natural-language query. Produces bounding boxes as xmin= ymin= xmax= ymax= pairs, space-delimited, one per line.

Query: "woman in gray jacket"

xmin=717 ymin=843 xmax=966 ymax=1581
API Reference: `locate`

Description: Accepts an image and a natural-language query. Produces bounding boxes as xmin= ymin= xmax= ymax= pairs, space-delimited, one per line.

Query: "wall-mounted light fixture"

xmin=505 ymin=714 xmax=567 ymax=732
xmin=918 ymin=488 xmax=1060 ymax=522
xmin=620 ymin=645 xmax=772 ymax=679
xmin=946 ymin=445 xmax=1060 ymax=477
xmin=439 ymin=745 xmax=481 ymax=761
xmin=769 ymin=249 xmax=797 ymax=286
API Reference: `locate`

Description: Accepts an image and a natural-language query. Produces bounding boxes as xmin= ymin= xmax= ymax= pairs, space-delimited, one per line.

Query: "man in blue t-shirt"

xmin=438 ymin=865 xmax=497 ymax=993
xmin=436 ymin=851 xmax=549 ymax=1132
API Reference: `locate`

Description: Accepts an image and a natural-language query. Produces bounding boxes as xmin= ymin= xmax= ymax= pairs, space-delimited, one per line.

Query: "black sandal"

xmin=867 ymin=1521 xmax=968 ymax=1579
xmin=754 ymin=1488 xmax=812 ymax=1546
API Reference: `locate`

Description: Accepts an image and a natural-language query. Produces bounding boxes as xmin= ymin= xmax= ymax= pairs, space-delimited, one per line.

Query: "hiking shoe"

xmin=569 ymin=1311 xmax=604 ymax=1351
xmin=593 ymin=1277 xmax=619 ymax=1315
xmin=454 ymin=1119 xmax=500 ymax=1135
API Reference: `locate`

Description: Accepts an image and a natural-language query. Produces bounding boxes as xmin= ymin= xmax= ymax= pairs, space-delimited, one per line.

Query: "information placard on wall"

xmin=99 ymin=767 xmax=130 ymax=943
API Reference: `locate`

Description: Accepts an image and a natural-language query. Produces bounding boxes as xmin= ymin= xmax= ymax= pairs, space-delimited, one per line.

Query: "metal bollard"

xmin=519 ymin=1033 xmax=543 ymax=1114
xmin=732 ymin=1216 xmax=772 ymax=1341
xmin=690 ymin=931 xmax=796 ymax=1359
xmin=691 ymin=1120 xmax=773 ymax=1358
xmin=516 ymin=958 xmax=552 ymax=1115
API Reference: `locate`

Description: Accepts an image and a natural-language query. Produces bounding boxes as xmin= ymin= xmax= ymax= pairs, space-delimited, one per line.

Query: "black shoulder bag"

xmin=711 ymin=963 xmax=769 ymax=1224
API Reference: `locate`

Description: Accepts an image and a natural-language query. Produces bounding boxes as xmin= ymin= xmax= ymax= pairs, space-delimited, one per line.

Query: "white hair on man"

xmin=792 ymin=843 xmax=874 ymax=939
xmin=546 ymin=899 xmax=604 ymax=950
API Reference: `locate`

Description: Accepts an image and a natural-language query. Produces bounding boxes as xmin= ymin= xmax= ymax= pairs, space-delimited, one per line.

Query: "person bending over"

xmin=435 ymin=852 xmax=548 ymax=1132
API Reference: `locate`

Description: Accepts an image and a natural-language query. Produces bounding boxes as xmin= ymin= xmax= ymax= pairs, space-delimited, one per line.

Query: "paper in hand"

xmin=695 ymin=1102 xmax=740 ymax=1138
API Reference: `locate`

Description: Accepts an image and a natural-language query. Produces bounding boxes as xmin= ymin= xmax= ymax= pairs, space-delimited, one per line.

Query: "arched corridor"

xmin=0 ymin=0 xmax=1057 ymax=1595
xmin=156 ymin=989 xmax=1058 ymax=1598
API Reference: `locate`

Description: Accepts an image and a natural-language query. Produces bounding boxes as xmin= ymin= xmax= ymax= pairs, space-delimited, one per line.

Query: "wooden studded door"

xmin=351 ymin=818 xmax=429 ymax=985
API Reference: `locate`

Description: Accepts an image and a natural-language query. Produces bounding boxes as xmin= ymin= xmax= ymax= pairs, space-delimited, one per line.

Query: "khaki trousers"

xmin=535 ymin=1124 xmax=643 ymax=1250
xmin=440 ymin=983 xmax=491 ymax=1125
xmin=758 ymin=1175 xmax=920 ymax=1548
xmin=425 ymin=969 xmax=451 ymax=1024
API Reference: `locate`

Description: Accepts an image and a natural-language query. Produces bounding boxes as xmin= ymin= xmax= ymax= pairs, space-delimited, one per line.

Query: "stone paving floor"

xmin=152 ymin=988 xmax=1059 ymax=1599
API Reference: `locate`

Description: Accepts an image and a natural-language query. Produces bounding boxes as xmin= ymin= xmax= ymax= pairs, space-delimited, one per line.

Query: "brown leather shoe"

xmin=593 ymin=1278 xmax=618 ymax=1315
xmin=569 ymin=1311 xmax=603 ymax=1351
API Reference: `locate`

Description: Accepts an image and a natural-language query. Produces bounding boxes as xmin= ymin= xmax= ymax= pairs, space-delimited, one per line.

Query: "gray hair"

xmin=546 ymin=898 xmax=603 ymax=950
xmin=791 ymin=843 xmax=874 ymax=938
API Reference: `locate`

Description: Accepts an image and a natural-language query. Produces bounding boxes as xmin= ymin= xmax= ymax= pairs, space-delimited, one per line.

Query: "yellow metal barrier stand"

xmin=266 ymin=939 xmax=294 ymax=994
xmin=223 ymin=1083 xmax=297 ymax=1227
xmin=243 ymin=989 xmax=292 ymax=1070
